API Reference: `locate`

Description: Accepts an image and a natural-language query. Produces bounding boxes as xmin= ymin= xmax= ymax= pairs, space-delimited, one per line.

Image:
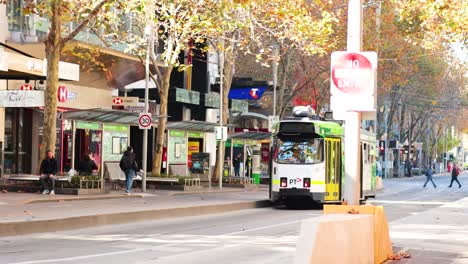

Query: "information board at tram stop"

xmin=138 ymin=113 xmax=152 ymax=129
xmin=330 ymin=51 xmax=377 ymax=120
xmin=215 ymin=126 xmax=228 ymax=141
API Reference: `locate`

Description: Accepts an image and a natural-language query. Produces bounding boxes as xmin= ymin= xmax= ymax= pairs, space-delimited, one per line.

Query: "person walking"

xmin=448 ymin=163 xmax=462 ymax=188
xmin=423 ymin=165 xmax=437 ymax=188
xmin=376 ymin=158 xmax=382 ymax=178
xmin=405 ymin=159 xmax=413 ymax=177
xmin=233 ymin=153 xmax=241 ymax=177
xmin=39 ymin=150 xmax=58 ymax=195
xmin=120 ymin=146 xmax=138 ymax=194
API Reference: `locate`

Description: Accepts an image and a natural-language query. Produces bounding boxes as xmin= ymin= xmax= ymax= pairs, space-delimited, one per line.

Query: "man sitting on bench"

xmin=39 ymin=150 xmax=58 ymax=195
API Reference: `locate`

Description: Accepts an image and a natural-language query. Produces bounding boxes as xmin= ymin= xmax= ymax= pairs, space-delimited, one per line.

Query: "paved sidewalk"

xmin=384 ymin=172 xmax=468 ymax=264
xmin=0 ymin=187 xmax=270 ymax=236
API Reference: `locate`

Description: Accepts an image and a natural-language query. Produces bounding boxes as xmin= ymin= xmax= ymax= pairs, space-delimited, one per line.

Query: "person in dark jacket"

xmin=423 ymin=165 xmax=437 ymax=188
xmin=39 ymin=150 xmax=58 ymax=195
xmin=233 ymin=153 xmax=241 ymax=177
xmin=449 ymin=163 xmax=462 ymax=188
xmin=120 ymin=146 xmax=138 ymax=194
xmin=78 ymin=154 xmax=98 ymax=176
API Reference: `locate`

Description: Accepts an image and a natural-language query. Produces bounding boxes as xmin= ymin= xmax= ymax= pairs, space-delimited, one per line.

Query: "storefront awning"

xmin=229 ymin=131 xmax=272 ymax=140
xmin=167 ymin=120 xmax=234 ymax=133
xmin=63 ymin=108 xmax=164 ymax=126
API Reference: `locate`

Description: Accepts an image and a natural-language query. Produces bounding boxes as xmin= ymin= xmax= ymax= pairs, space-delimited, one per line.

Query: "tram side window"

xmin=275 ymin=138 xmax=323 ymax=164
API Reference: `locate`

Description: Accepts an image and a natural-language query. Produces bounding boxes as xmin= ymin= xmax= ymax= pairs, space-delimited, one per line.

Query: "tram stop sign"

xmin=330 ymin=51 xmax=377 ymax=120
xmin=139 ymin=113 xmax=152 ymax=129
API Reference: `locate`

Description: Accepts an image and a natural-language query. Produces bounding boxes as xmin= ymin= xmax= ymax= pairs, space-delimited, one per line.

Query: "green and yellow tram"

xmin=270 ymin=109 xmax=377 ymax=205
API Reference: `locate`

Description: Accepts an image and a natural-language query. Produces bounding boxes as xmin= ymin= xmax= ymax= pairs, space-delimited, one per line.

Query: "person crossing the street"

xmin=448 ymin=163 xmax=462 ymax=188
xmin=423 ymin=164 xmax=437 ymax=188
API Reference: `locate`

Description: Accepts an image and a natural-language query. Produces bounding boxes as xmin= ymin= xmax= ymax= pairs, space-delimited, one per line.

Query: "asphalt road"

xmin=1 ymin=173 xmax=467 ymax=264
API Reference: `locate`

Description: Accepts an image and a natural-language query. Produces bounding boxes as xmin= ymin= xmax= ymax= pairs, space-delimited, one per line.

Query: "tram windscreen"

xmin=275 ymin=138 xmax=323 ymax=164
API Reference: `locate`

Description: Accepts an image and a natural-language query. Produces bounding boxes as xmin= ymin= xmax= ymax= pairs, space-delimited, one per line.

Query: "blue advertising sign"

xmin=228 ymin=86 xmax=268 ymax=100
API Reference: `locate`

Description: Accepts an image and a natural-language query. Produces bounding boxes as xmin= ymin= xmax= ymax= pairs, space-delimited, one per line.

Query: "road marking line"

xmin=8 ymin=248 xmax=146 ymax=264
xmin=224 ymin=219 xmax=304 ymax=236
xmin=371 ymin=200 xmax=447 ymax=205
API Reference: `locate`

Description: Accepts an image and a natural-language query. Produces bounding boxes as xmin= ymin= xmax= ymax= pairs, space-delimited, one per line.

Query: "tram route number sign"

xmin=139 ymin=113 xmax=152 ymax=130
xmin=330 ymin=51 xmax=377 ymax=120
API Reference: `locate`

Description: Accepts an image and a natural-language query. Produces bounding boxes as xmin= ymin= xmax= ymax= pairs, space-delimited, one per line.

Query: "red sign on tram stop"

xmin=330 ymin=51 xmax=377 ymax=120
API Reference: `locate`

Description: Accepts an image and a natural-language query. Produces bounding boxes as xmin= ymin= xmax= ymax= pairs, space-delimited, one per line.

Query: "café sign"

xmin=0 ymin=90 xmax=44 ymax=107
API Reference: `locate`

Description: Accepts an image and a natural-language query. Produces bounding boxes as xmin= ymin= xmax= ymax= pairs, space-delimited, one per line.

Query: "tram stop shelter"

xmin=227 ymin=131 xmax=272 ymax=182
xmin=62 ymin=108 xmax=163 ymax=183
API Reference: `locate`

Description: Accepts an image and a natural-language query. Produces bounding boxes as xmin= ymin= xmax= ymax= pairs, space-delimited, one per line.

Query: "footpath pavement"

xmin=0 ymin=186 xmax=270 ymax=237
xmin=380 ymin=171 xmax=468 ymax=264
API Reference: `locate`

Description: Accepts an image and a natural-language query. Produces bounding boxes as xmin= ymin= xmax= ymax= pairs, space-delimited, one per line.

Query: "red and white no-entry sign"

xmin=330 ymin=51 xmax=377 ymax=120
xmin=58 ymin=86 xmax=68 ymax=102
xmin=139 ymin=113 xmax=152 ymax=129
xmin=331 ymin=52 xmax=373 ymax=95
xmin=20 ymin=84 xmax=33 ymax=90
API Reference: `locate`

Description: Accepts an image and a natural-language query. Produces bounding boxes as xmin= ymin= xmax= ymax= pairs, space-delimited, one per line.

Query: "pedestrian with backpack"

xmin=120 ymin=146 xmax=139 ymax=194
xmin=448 ymin=163 xmax=462 ymax=188
xmin=423 ymin=164 xmax=437 ymax=188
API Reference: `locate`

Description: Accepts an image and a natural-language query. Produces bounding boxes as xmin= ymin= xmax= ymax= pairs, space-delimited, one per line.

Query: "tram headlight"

xmin=303 ymin=178 xmax=311 ymax=188
xmin=280 ymin=177 xmax=287 ymax=187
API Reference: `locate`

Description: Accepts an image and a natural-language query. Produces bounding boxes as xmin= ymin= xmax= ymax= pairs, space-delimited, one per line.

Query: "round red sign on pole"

xmin=138 ymin=113 xmax=152 ymax=129
xmin=331 ymin=53 xmax=373 ymax=94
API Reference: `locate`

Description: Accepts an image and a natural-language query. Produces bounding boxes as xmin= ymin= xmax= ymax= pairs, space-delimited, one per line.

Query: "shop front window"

xmin=4 ymin=108 xmax=33 ymax=174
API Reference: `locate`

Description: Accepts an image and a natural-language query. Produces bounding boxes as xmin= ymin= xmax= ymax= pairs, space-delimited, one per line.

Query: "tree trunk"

xmin=40 ymin=1 xmax=62 ymax=166
xmin=152 ymin=66 xmax=173 ymax=176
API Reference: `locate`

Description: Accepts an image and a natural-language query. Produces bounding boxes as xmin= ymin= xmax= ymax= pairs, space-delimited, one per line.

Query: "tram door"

xmin=325 ymin=138 xmax=342 ymax=201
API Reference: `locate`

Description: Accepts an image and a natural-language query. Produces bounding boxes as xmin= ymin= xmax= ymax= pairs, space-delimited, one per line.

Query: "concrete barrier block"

xmin=324 ymin=205 xmax=394 ymax=264
xmin=295 ymin=214 xmax=374 ymax=264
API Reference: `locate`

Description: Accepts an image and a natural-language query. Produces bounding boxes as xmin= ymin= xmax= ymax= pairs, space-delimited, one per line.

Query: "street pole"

xmin=444 ymin=126 xmax=447 ymax=171
xmin=272 ymin=43 xmax=279 ymax=116
xmin=383 ymin=100 xmax=389 ymax=179
xmin=426 ymin=118 xmax=430 ymax=168
xmin=396 ymin=100 xmax=402 ymax=177
xmin=343 ymin=0 xmax=363 ymax=205
xmin=418 ymin=119 xmax=422 ymax=175
xmin=142 ymin=17 xmax=154 ymax=192
xmin=218 ymin=36 xmax=225 ymax=190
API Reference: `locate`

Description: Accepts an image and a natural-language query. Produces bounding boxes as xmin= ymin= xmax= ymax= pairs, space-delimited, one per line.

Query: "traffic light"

xmin=379 ymin=140 xmax=386 ymax=155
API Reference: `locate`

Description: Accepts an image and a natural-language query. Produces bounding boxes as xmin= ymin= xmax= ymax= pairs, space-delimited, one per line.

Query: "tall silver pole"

xmin=383 ymin=100 xmax=389 ymax=179
xmin=444 ymin=127 xmax=447 ymax=171
xmin=142 ymin=19 xmax=154 ymax=192
xmin=397 ymin=101 xmax=402 ymax=177
xmin=272 ymin=44 xmax=279 ymax=116
xmin=218 ymin=36 xmax=225 ymax=189
xmin=343 ymin=0 xmax=363 ymax=205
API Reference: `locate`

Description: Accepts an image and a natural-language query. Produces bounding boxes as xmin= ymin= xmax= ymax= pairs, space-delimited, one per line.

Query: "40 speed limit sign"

xmin=139 ymin=113 xmax=152 ymax=129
